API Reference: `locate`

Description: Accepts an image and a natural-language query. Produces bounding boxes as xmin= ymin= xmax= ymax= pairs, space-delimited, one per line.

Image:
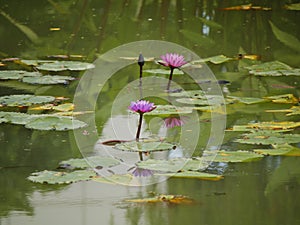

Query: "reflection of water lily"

xmin=132 ymin=167 xmax=153 ymax=177
xmin=128 ymin=100 xmax=156 ymax=161
xmin=164 ymin=117 xmax=185 ymax=128
xmin=159 ymin=53 xmax=187 ymax=91
xmin=129 ymin=100 xmax=156 ymax=114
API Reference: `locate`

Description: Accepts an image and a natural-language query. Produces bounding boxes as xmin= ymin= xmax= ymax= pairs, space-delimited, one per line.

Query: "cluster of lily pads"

xmin=0 ymin=59 xmax=94 ymax=130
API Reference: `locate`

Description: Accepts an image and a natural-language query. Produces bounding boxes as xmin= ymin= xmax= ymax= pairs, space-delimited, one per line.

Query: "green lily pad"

xmin=168 ymin=90 xmax=206 ymax=98
xmin=144 ymin=69 xmax=184 ymax=75
xmin=137 ymin=158 xmax=207 ymax=173
xmin=0 ymin=111 xmax=36 ymax=125
xmin=93 ymin=174 xmax=133 ymax=185
xmin=164 ymin=171 xmax=223 ymax=181
xmin=235 ymin=133 xmax=300 ymax=145
xmin=254 ymin=144 xmax=300 ymax=156
xmin=229 ymin=121 xmax=300 ymax=132
xmin=227 ymin=96 xmax=268 ymax=104
xmin=22 ymin=75 xmax=75 ymax=84
xmin=176 ymin=95 xmax=225 ymax=105
xmin=20 ymin=59 xmax=56 ymax=66
xmin=210 ymin=150 xmax=264 ymax=162
xmin=146 ymin=105 xmax=193 ymax=116
xmin=266 ymin=106 xmax=300 ymax=116
xmin=59 ymin=156 xmax=120 ymax=169
xmin=36 ymin=61 xmax=95 ymax=71
xmin=285 ymin=3 xmax=300 ymax=10
xmin=245 ymin=61 xmax=300 ymax=76
xmin=25 ymin=116 xmax=87 ymax=131
xmin=192 ymin=55 xmax=233 ymax=65
xmin=0 ymin=94 xmax=55 ymax=107
xmin=264 ymin=94 xmax=298 ymax=104
xmin=0 ymin=70 xmax=41 ymax=80
xmin=28 ymin=170 xmax=96 ymax=184
xmin=114 ymin=141 xmax=175 ymax=152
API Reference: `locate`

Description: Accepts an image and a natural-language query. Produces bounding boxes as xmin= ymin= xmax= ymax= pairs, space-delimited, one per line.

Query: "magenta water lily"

xmin=160 ymin=53 xmax=187 ymax=69
xmin=160 ymin=53 xmax=187 ymax=90
xmin=129 ymin=100 xmax=156 ymax=114
xmin=129 ymin=100 xmax=156 ymax=161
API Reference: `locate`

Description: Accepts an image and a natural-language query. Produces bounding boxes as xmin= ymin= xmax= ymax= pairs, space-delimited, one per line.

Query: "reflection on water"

xmin=0 ymin=0 xmax=300 ymax=224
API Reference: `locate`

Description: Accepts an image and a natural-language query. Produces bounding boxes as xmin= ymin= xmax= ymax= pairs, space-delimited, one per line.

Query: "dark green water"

xmin=1 ymin=1 xmax=300 ymax=225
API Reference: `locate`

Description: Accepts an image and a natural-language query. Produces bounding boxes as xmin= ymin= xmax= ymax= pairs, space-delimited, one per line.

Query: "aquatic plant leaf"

xmin=254 ymin=144 xmax=300 ymax=156
xmin=114 ymin=141 xmax=175 ymax=152
xmin=146 ymin=105 xmax=193 ymax=116
xmin=245 ymin=61 xmax=300 ymax=76
xmin=93 ymin=174 xmax=133 ymax=185
xmin=211 ymin=150 xmax=264 ymax=162
xmin=235 ymin=133 xmax=300 ymax=145
xmin=229 ymin=121 xmax=300 ymax=132
xmin=144 ymin=69 xmax=184 ymax=75
xmin=36 ymin=61 xmax=95 ymax=71
xmin=176 ymin=95 xmax=225 ymax=105
xmin=0 ymin=70 xmax=41 ymax=80
xmin=227 ymin=96 xmax=268 ymax=104
xmin=0 ymin=94 xmax=55 ymax=107
xmin=25 ymin=116 xmax=87 ymax=131
xmin=124 ymin=194 xmax=194 ymax=204
xmin=192 ymin=55 xmax=232 ymax=65
xmin=266 ymin=106 xmax=300 ymax=116
xmin=168 ymin=90 xmax=206 ymax=98
xmin=53 ymin=103 xmax=74 ymax=112
xmin=22 ymin=75 xmax=75 ymax=84
xmin=197 ymin=17 xmax=223 ymax=29
xmin=264 ymin=94 xmax=298 ymax=104
xmin=269 ymin=21 xmax=300 ymax=52
xmin=285 ymin=3 xmax=300 ymax=10
xmin=0 ymin=111 xmax=36 ymax=125
xmin=59 ymin=156 xmax=120 ymax=169
xmin=20 ymin=59 xmax=56 ymax=66
xmin=165 ymin=171 xmax=223 ymax=181
xmin=28 ymin=170 xmax=96 ymax=184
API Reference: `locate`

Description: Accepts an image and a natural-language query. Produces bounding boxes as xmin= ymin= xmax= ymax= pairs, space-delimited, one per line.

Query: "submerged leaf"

xmin=28 ymin=170 xmax=96 ymax=184
xmin=0 ymin=94 xmax=55 ymax=107
xmin=124 ymin=194 xmax=194 ymax=204
xmin=59 ymin=156 xmax=120 ymax=169
xmin=114 ymin=141 xmax=175 ymax=152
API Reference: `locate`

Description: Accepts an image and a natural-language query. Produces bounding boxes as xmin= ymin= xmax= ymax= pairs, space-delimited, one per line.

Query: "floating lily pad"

xmin=25 ymin=116 xmax=87 ymax=131
xmin=144 ymin=69 xmax=184 ymax=75
xmin=59 ymin=156 xmax=120 ymax=169
xmin=0 ymin=70 xmax=41 ymax=80
xmin=210 ymin=150 xmax=264 ymax=162
xmin=227 ymin=96 xmax=268 ymax=104
xmin=36 ymin=61 xmax=95 ymax=71
xmin=176 ymin=95 xmax=225 ymax=105
xmin=192 ymin=55 xmax=233 ymax=65
xmin=245 ymin=61 xmax=300 ymax=76
xmin=20 ymin=59 xmax=57 ymax=66
xmin=31 ymin=103 xmax=75 ymax=112
xmin=164 ymin=171 xmax=223 ymax=181
xmin=264 ymin=94 xmax=299 ymax=104
xmin=235 ymin=133 xmax=300 ymax=145
xmin=0 ymin=94 xmax=55 ymax=107
xmin=146 ymin=105 xmax=193 ymax=116
xmin=124 ymin=194 xmax=194 ymax=204
xmin=229 ymin=121 xmax=300 ymax=132
xmin=168 ymin=90 xmax=206 ymax=98
xmin=266 ymin=106 xmax=300 ymax=116
xmin=0 ymin=111 xmax=36 ymax=125
xmin=22 ymin=75 xmax=75 ymax=84
xmin=93 ymin=174 xmax=133 ymax=185
xmin=114 ymin=141 xmax=175 ymax=152
xmin=28 ymin=170 xmax=96 ymax=184
xmin=254 ymin=144 xmax=300 ymax=156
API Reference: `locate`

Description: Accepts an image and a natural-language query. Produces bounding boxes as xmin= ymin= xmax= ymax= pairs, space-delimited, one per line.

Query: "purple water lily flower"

xmin=160 ymin=53 xmax=187 ymax=69
xmin=129 ymin=100 xmax=156 ymax=114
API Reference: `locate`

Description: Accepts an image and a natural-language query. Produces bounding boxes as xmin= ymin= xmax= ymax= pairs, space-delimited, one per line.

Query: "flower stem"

xmin=166 ymin=67 xmax=174 ymax=91
xmin=136 ymin=113 xmax=143 ymax=161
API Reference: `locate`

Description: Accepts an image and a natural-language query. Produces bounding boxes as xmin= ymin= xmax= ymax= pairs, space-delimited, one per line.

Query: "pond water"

xmin=1 ymin=1 xmax=300 ymax=225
